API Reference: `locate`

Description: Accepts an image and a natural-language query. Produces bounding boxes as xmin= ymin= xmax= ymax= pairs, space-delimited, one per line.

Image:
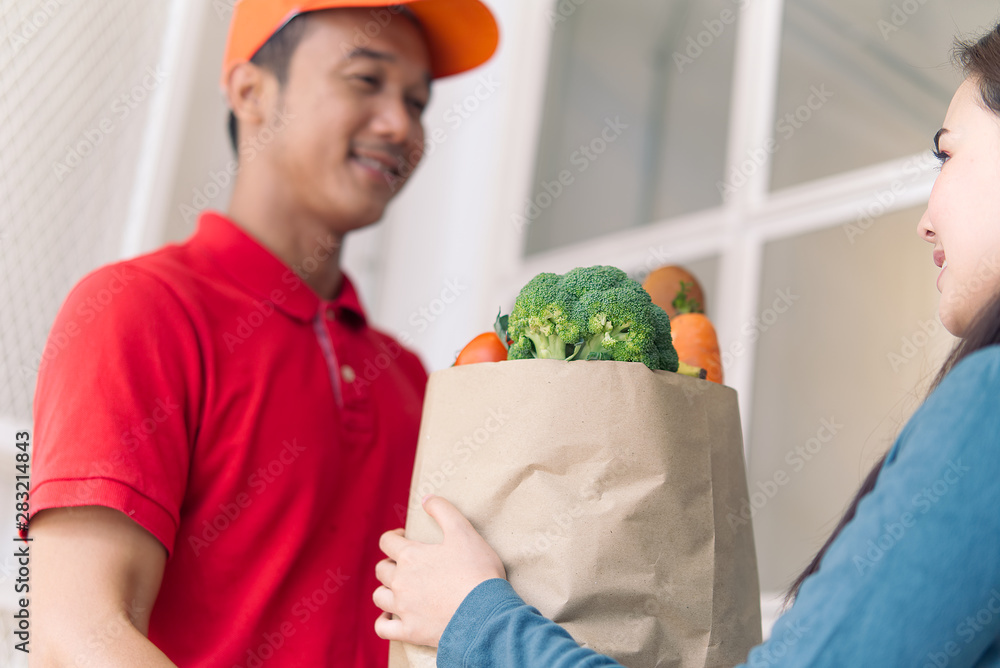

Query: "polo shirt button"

xmin=325 ymin=307 xmax=336 ymax=320
xmin=341 ymin=365 xmax=356 ymax=383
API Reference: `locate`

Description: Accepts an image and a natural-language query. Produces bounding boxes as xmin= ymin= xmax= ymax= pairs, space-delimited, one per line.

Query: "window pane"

xmin=770 ymin=0 xmax=997 ymax=190
xmin=748 ymin=207 xmax=955 ymax=592
xmin=524 ymin=0 xmax=736 ymax=256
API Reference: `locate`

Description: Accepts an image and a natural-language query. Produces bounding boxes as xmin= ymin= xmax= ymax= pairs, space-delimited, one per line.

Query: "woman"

xmin=372 ymin=22 xmax=1000 ymax=667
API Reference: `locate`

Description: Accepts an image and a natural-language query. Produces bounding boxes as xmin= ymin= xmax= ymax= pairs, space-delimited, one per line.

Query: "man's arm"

xmin=31 ymin=506 xmax=177 ymax=667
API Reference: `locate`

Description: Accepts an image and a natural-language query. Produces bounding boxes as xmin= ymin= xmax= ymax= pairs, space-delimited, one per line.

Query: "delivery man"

xmin=27 ymin=1 xmax=498 ymax=666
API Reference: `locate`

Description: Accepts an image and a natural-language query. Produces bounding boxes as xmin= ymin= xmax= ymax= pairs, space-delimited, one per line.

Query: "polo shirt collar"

xmin=192 ymin=211 xmax=367 ymax=326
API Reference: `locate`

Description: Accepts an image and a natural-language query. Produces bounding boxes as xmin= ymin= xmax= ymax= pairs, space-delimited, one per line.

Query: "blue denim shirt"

xmin=438 ymin=346 xmax=1000 ymax=668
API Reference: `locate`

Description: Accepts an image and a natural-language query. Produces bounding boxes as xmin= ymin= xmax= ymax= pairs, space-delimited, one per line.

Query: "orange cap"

xmin=221 ymin=0 xmax=499 ymax=88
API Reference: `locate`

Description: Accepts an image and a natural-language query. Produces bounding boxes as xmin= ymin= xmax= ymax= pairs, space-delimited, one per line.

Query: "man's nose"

xmin=371 ymin=95 xmax=417 ymax=145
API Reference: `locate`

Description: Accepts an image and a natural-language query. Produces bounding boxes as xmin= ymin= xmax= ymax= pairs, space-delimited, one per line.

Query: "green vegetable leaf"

xmin=494 ymin=309 xmax=511 ymax=351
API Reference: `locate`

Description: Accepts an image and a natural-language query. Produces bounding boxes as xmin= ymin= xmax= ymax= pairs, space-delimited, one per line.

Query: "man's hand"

xmin=372 ymin=495 xmax=506 ymax=648
xmin=31 ymin=506 xmax=177 ymax=666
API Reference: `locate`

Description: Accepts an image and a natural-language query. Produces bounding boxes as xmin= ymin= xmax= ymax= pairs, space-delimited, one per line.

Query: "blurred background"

xmin=2 ymin=0 xmax=999 ymax=659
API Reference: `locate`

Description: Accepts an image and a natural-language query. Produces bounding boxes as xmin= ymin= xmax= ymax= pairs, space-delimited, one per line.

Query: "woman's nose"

xmin=917 ymin=207 xmax=936 ymax=243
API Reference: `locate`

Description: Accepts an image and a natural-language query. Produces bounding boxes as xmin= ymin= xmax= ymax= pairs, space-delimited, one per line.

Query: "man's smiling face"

xmin=257 ymin=8 xmax=432 ymax=232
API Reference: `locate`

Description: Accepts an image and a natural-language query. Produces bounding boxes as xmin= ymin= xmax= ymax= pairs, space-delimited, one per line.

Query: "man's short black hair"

xmin=227 ymin=13 xmax=313 ymax=154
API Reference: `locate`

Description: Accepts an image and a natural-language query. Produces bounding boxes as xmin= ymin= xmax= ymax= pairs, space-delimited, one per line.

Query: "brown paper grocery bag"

xmin=391 ymin=359 xmax=761 ymax=668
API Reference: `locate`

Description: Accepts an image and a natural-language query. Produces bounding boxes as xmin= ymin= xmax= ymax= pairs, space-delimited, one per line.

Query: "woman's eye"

xmin=933 ymin=149 xmax=949 ymax=170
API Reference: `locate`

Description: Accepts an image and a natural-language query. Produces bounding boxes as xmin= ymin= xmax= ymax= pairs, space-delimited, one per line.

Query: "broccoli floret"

xmin=506 ymin=266 xmax=679 ymax=372
xmin=505 ymin=272 xmax=586 ymax=360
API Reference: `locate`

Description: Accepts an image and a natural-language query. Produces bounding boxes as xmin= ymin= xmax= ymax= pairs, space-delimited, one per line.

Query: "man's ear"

xmin=225 ymin=62 xmax=273 ymax=131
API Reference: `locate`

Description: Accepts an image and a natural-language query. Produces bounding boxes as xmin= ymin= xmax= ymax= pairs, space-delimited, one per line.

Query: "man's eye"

xmin=408 ymin=98 xmax=428 ymax=114
xmin=355 ymin=75 xmax=380 ymax=87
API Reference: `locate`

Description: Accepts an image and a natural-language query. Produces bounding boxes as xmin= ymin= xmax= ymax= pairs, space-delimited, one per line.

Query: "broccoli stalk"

xmin=505 ymin=266 xmax=679 ymax=372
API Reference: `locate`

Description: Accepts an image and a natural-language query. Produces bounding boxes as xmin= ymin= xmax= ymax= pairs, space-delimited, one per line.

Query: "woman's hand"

xmin=373 ymin=495 xmax=506 ymax=648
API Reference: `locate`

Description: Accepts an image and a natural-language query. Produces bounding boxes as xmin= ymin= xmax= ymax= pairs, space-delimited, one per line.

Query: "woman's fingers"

xmin=375 ymin=558 xmax=396 ymax=587
xmin=379 ymin=528 xmax=408 ymax=559
xmin=422 ymin=495 xmax=476 ymax=538
xmin=424 ymin=495 xmax=507 ymax=581
xmin=374 ymin=611 xmax=403 ymax=641
xmin=372 ymin=584 xmax=395 ymax=614
xmin=371 ymin=497 xmax=507 ymax=648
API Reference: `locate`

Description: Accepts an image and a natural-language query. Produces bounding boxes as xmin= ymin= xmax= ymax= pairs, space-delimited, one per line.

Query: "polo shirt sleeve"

xmin=439 ymin=346 xmax=1000 ymax=668
xmin=29 ymin=263 xmax=202 ymax=556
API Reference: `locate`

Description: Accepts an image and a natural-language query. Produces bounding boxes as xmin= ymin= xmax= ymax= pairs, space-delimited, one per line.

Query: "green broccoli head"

xmin=506 ymin=266 xmax=679 ymax=372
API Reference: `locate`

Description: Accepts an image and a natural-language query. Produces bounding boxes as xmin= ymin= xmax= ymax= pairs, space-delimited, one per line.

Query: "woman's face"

xmin=918 ymin=77 xmax=1000 ymax=337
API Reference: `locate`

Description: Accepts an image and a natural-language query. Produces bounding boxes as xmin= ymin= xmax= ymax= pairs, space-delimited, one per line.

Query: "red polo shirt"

xmin=29 ymin=211 xmax=427 ymax=667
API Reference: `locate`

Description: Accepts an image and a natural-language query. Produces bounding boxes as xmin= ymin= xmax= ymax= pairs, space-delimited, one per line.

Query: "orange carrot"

xmin=670 ymin=282 xmax=724 ymax=385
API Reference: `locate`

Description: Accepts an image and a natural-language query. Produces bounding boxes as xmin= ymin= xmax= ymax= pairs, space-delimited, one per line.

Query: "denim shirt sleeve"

xmin=438 ymin=578 xmax=624 ymax=668
xmin=438 ymin=346 xmax=1000 ymax=668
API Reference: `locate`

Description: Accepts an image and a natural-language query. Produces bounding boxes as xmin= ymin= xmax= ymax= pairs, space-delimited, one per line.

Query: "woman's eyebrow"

xmin=934 ymin=128 xmax=949 ymax=152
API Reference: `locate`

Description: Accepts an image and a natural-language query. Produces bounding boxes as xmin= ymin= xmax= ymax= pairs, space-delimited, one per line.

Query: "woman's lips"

xmin=937 ymin=261 xmax=948 ymax=292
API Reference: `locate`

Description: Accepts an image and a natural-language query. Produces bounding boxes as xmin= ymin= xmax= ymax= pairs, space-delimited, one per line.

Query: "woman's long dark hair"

xmin=785 ymin=21 xmax=1000 ymax=604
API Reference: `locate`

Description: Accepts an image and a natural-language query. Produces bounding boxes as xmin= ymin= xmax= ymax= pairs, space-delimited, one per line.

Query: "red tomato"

xmin=454 ymin=332 xmax=508 ymax=365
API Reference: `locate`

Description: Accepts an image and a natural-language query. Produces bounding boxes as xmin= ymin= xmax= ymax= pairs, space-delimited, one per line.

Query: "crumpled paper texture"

xmin=391 ymin=359 xmax=761 ymax=668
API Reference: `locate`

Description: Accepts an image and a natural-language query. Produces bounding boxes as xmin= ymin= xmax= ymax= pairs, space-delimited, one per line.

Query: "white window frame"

xmin=486 ymin=0 xmax=938 ymax=457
